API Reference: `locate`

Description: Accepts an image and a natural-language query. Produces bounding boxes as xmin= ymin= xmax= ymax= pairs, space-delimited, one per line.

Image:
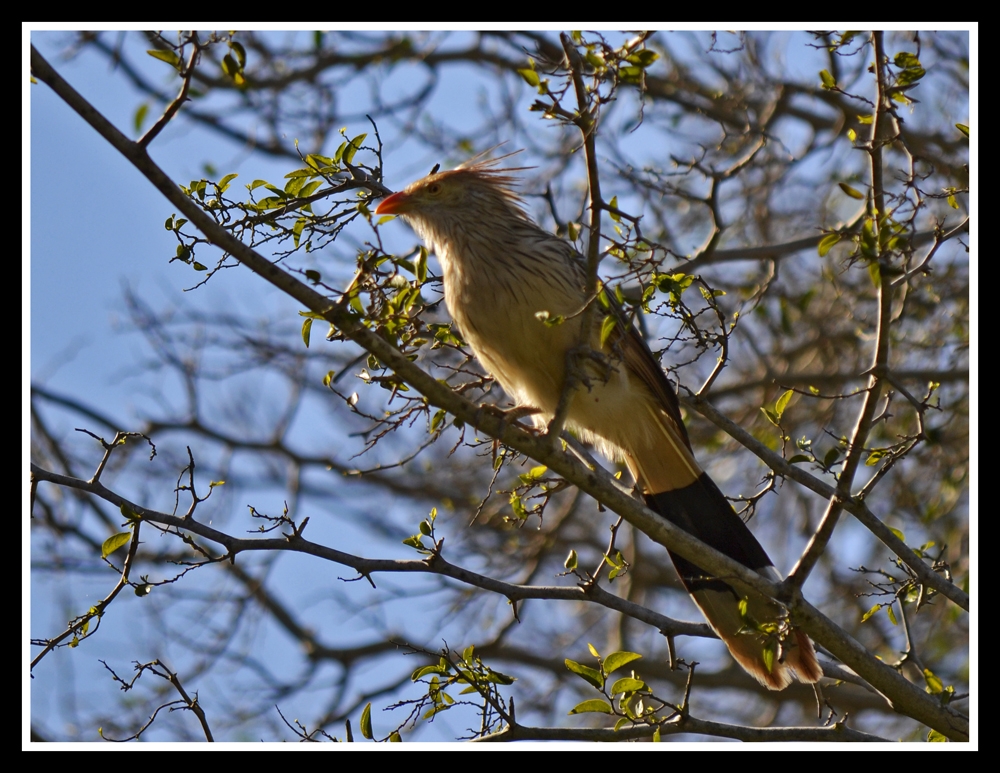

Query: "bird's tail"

xmin=645 ymin=476 xmax=822 ymax=690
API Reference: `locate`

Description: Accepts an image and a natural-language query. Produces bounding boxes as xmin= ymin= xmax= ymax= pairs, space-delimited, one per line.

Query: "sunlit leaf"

xmin=101 ymin=531 xmax=132 ymax=559
xmin=568 ymin=699 xmax=612 ymax=715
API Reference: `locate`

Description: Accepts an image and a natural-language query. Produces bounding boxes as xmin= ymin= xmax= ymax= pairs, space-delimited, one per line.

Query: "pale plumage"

xmin=376 ymin=156 xmax=821 ymax=690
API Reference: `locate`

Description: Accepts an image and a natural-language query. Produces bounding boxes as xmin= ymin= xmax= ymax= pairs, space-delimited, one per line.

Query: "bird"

xmin=374 ymin=153 xmax=822 ymax=690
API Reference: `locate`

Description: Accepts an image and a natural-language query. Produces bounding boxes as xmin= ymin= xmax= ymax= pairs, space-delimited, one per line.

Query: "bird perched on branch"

xmin=375 ymin=154 xmax=821 ymax=690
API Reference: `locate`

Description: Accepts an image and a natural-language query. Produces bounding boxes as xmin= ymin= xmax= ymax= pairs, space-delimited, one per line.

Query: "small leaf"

xmin=818 ymin=233 xmax=842 ymax=257
xmin=847 ymin=128 xmax=857 ymax=142
xmin=886 ymin=605 xmax=898 ymax=626
xmin=819 ymin=69 xmax=836 ymax=89
xmin=231 ymin=40 xmax=247 ymax=69
xmin=955 ymin=123 xmax=969 ymax=138
xmin=866 ymin=449 xmax=886 ymax=466
xmin=787 ymin=454 xmax=811 ymax=464
xmin=564 ymin=659 xmax=604 ymax=689
xmin=889 ymin=527 xmax=905 ymax=542
xmin=134 ymin=103 xmax=149 ymax=133
xmin=101 ymin=531 xmax=132 ymax=559
xmin=838 ymin=182 xmax=865 ymax=200
xmin=861 ymin=604 xmax=880 ymax=623
xmin=610 ymin=677 xmax=647 ymax=695
xmin=603 ymin=651 xmax=642 ymax=675
xmin=587 ymin=643 xmax=600 ymax=658
xmin=761 ymin=407 xmax=780 ymax=426
xmin=564 ymin=550 xmax=578 ymax=570
xmin=146 ymin=49 xmax=181 ymax=68
xmin=359 ymin=702 xmax=373 ymax=740
xmin=922 ymin=668 xmax=944 ymax=694
xmin=762 ymin=640 xmax=777 ymax=673
xmin=568 ymin=699 xmax=613 ymax=715
xmin=927 ymin=729 xmax=948 ymax=742
xmin=343 ymin=133 xmax=367 ymax=164
xmin=411 ymin=664 xmax=447 ymax=681
xmin=600 ymin=314 xmax=618 ymax=347
xmin=389 ymin=731 xmax=402 ymax=743
xmin=775 ymin=389 xmax=793 ymax=419
xmin=301 ymin=318 xmax=313 ymax=348
xmin=517 ymin=68 xmax=540 ymax=87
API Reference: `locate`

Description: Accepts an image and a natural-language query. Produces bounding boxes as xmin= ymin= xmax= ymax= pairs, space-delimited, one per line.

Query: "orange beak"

xmin=374 ymin=190 xmax=410 ymax=216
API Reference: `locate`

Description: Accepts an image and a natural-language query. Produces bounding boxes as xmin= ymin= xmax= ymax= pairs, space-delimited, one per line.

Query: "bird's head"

xmin=375 ymin=153 xmax=530 ymax=226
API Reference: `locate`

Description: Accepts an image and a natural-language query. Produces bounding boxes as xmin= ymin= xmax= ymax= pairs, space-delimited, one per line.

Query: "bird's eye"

xmin=428 ymin=183 xmax=442 ymax=195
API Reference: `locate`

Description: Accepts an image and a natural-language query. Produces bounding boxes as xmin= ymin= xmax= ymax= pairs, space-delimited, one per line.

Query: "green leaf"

xmin=146 ymin=49 xmax=181 ymax=68
xmin=402 ymin=535 xmax=425 ymax=550
xmin=564 ymin=659 xmax=604 ymax=689
xmin=133 ymin=103 xmax=149 ymax=133
xmin=604 ymin=650 xmax=642 ymax=674
xmin=609 ymin=195 xmax=620 ymax=222
xmin=886 ymin=605 xmax=898 ymax=626
xmin=920 ymin=668 xmax=944 ymax=695
xmin=101 ymin=531 xmax=132 ymax=559
xmin=818 ymin=233 xmax=842 ymax=257
xmin=389 ymin=731 xmax=402 ymax=742
xmin=568 ymin=699 xmax=613 ymax=715
xmin=838 ymin=182 xmax=865 ymax=200
xmin=221 ymin=53 xmax=240 ymax=78
xmin=587 ymin=643 xmax=600 ymax=658
xmin=868 ymin=261 xmax=881 ymax=288
xmin=762 ymin=640 xmax=777 ymax=673
xmin=231 ymin=41 xmax=247 ymax=69
xmin=927 ymin=729 xmax=948 ymax=742
xmin=343 ymin=133 xmax=367 ymax=164
xmin=301 ymin=317 xmax=313 ymax=348
xmin=889 ymin=527 xmax=905 ymax=542
xmin=860 ymin=604 xmax=880 ymax=623
xmin=787 ymin=454 xmax=811 ymax=464
xmin=600 ymin=314 xmax=618 ymax=347
xmin=564 ymin=550 xmax=578 ymax=570
xmin=610 ymin=677 xmax=647 ymax=695
xmin=775 ymin=389 xmax=793 ymax=419
xmin=761 ymin=407 xmax=780 ymax=426
xmin=517 ymin=68 xmax=540 ymax=87
xmin=359 ymin=702 xmax=373 ymax=740
xmin=411 ymin=664 xmax=447 ymax=681
xmin=218 ymin=173 xmax=239 ymax=192
xmin=120 ymin=502 xmax=141 ymax=522
xmin=486 ymin=669 xmax=515 ymax=685
xmin=819 ymin=69 xmax=836 ymax=89
xmin=823 ymin=447 xmax=840 ymax=468
xmin=847 ymin=128 xmax=857 ymax=142
xmin=955 ymin=123 xmax=969 ymax=138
